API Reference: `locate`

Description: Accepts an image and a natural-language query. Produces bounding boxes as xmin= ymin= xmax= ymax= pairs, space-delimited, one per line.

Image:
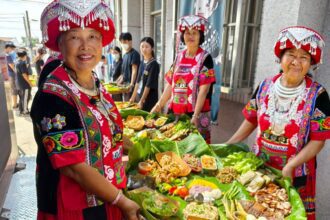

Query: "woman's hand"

xmin=191 ymin=115 xmax=198 ymax=127
xmin=150 ymin=103 xmax=161 ymax=113
xmin=117 ymin=195 xmax=141 ymax=220
xmin=137 ymin=101 xmax=143 ymax=109
xmin=282 ymin=163 xmax=295 ymax=178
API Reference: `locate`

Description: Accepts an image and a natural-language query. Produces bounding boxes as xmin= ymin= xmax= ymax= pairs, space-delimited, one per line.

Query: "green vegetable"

xmin=222 ymin=152 xmax=263 ymax=174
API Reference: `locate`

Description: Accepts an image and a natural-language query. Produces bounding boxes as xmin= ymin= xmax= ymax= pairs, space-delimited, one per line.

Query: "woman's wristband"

xmin=112 ymin=190 xmax=123 ymax=205
xmin=192 ymin=113 xmax=200 ymax=119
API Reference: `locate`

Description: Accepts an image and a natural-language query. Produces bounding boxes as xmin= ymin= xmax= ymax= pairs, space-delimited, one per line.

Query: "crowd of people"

xmin=2 ymin=0 xmax=329 ymax=219
xmin=4 ymin=43 xmax=34 ymax=116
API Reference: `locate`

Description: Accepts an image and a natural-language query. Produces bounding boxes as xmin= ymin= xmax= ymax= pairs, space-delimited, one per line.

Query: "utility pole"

xmin=25 ymin=11 xmax=33 ymax=58
xmin=22 ymin=16 xmax=29 ymax=47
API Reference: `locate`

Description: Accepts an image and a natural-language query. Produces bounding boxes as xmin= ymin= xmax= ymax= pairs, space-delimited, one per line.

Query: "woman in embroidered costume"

xmin=30 ymin=1 xmax=141 ymax=219
xmin=226 ymin=26 xmax=330 ymax=219
xmin=151 ymin=15 xmax=216 ymax=143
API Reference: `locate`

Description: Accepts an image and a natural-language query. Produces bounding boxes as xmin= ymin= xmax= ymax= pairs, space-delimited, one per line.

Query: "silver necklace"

xmin=274 ymin=76 xmax=306 ymax=98
xmin=68 ymin=73 xmax=98 ymax=97
xmin=266 ymin=77 xmax=306 ymax=135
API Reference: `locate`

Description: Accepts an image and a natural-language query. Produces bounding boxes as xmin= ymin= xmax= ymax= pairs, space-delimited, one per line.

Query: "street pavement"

xmin=2 ymin=88 xmax=38 ymax=220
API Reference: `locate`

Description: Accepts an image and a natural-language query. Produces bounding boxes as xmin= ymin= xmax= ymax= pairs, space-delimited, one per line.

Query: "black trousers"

xmin=18 ymin=88 xmax=31 ymax=114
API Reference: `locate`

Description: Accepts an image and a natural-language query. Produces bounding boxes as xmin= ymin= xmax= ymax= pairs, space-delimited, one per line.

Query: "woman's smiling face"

xmin=59 ymin=27 xmax=103 ymax=74
xmin=280 ymin=48 xmax=312 ymax=86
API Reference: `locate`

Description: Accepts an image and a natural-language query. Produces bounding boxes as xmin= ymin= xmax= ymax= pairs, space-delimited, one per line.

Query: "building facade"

xmin=114 ymin=0 xmax=330 ymax=218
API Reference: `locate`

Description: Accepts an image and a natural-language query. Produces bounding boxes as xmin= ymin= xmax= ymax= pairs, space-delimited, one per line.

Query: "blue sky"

xmin=0 ymin=0 xmax=50 ymax=43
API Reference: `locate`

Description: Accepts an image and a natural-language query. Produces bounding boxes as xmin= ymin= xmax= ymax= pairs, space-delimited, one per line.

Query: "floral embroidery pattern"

xmin=41 ymin=117 xmax=52 ymax=132
xmin=104 ymin=165 xmax=114 ymax=182
xmin=245 ymin=100 xmax=257 ymax=114
xmin=43 ymin=137 xmax=55 ymax=154
xmin=311 ymin=117 xmax=330 ymax=131
xmin=42 ymin=129 xmax=84 ymax=155
xmin=52 ymin=114 xmax=66 ymax=130
xmin=200 ymin=67 xmax=215 ymax=79
xmin=41 ymin=114 xmax=67 ymax=132
xmin=60 ymin=132 xmax=79 ymax=148
xmin=102 ymin=135 xmax=111 ymax=157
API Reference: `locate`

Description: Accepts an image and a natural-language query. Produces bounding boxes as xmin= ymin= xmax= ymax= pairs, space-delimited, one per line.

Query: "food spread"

xmin=120 ymin=109 xmax=306 ymax=220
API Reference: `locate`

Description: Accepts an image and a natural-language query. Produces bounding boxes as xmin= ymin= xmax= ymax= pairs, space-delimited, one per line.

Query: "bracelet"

xmin=192 ymin=114 xmax=200 ymax=119
xmin=112 ymin=190 xmax=123 ymax=205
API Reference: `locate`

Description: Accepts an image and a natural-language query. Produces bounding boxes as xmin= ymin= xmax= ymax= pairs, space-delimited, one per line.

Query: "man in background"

xmin=117 ymin=32 xmax=140 ymax=101
xmin=4 ymin=43 xmax=18 ymax=109
xmin=15 ymin=50 xmax=32 ymax=116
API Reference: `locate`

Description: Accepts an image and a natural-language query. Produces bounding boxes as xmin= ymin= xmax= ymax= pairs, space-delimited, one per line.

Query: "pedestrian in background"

xmin=16 ymin=50 xmax=32 ymax=116
xmin=94 ymin=55 xmax=107 ymax=82
xmin=30 ymin=0 xmax=141 ymax=219
xmin=130 ymin=37 xmax=159 ymax=111
xmin=111 ymin=46 xmax=123 ymax=101
xmin=34 ymin=47 xmax=46 ymax=76
xmin=226 ymin=26 xmax=330 ymax=219
xmin=19 ymin=47 xmax=33 ymax=75
xmin=117 ymin=32 xmax=140 ymax=101
xmin=106 ymin=46 xmax=114 ymax=83
xmin=4 ymin=43 xmax=18 ymax=109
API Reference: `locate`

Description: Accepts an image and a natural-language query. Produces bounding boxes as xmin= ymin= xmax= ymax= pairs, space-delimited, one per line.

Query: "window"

xmin=151 ymin=0 xmax=162 ymax=63
xmin=221 ymin=0 xmax=263 ymax=93
xmin=153 ymin=0 xmax=162 ymax=11
xmin=153 ymin=15 xmax=162 ymax=63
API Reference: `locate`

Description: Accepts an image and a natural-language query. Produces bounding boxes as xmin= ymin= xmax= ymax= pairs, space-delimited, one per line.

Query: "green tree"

xmin=21 ymin=37 xmax=40 ymax=47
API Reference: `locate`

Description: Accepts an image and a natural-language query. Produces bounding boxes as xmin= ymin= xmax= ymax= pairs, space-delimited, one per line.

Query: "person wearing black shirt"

xmin=130 ymin=37 xmax=159 ymax=111
xmin=111 ymin=46 xmax=123 ymax=101
xmin=15 ymin=50 xmax=32 ymax=115
xmin=117 ymin=32 xmax=140 ymax=101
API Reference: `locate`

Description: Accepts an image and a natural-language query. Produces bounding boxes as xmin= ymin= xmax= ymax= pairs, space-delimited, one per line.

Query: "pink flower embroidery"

xmin=310 ymin=121 xmax=320 ymax=131
xmin=269 ymin=156 xmax=284 ymax=166
xmin=179 ymin=96 xmax=186 ymax=103
xmin=60 ymin=132 xmax=79 ymax=148
xmin=200 ymin=116 xmax=209 ymax=127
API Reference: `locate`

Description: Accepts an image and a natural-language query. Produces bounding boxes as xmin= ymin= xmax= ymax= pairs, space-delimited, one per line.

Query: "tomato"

xmin=177 ymin=187 xmax=189 ymax=198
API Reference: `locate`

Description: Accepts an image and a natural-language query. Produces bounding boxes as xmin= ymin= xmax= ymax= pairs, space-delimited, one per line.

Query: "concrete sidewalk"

xmin=2 ymin=88 xmax=38 ymax=220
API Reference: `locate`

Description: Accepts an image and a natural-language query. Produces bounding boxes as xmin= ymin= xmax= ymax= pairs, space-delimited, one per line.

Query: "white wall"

xmin=121 ymin=0 xmax=141 ymax=50
xmin=253 ymin=0 xmax=301 ymax=87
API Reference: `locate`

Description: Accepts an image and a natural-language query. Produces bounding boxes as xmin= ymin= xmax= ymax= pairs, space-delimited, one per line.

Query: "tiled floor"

xmin=2 ymin=156 xmax=37 ymax=220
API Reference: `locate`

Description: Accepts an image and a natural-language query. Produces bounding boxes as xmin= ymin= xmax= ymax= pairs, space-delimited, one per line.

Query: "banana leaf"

xmin=127 ymin=187 xmax=186 ymax=220
xmin=187 ymin=176 xmax=253 ymax=201
xmin=275 ymin=178 xmax=307 ymax=220
xmin=120 ymin=108 xmax=149 ymax=119
xmin=209 ymin=143 xmax=249 ymax=158
xmin=150 ymin=139 xmax=180 ymax=156
xmin=126 ymin=137 xmax=152 ymax=172
xmin=177 ymin=133 xmax=214 ymax=156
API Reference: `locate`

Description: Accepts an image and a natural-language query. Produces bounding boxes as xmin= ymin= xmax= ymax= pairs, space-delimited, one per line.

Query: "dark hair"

xmin=119 ymin=32 xmax=132 ymax=41
xmin=38 ymin=47 xmax=46 ymax=54
xmin=140 ymin=37 xmax=155 ymax=58
xmin=113 ymin=46 xmax=122 ymax=60
xmin=180 ymin=30 xmax=205 ymax=45
xmin=113 ymin=46 xmax=121 ymax=54
xmin=5 ymin=43 xmax=16 ymax=49
xmin=17 ymin=50 xmax=27 ymax=58
xmin=101 ymin=55 xmax=106 ymax=60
